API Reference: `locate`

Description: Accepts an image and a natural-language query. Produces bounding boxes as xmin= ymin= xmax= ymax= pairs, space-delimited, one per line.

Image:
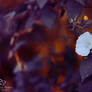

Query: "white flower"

xmin=75 ymin=32 xmax=92 ymax=56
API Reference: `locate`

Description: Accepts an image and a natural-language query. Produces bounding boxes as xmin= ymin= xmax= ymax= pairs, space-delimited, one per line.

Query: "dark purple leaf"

xmin=29 ymin=76 xmax=42 ymax=83
xmin=25 ymin=12 xmax=38 ymax=31
xmin=78 ymin=78 xmax=92 ymax=92
xmin=40 ymin=7 xmax=57 ymax=29
xmin=65 ymin=0 xmax=82 ymax=22
xmin=0 ymin=15 xmax=11 ymax=39
xmin=34 ymin=82 xmax=50 ymax=91
xmin=14 ymin=72 xmax=25 ymax=88
xmin=37 ymin=0 xmax=48 ymax=9
xmin=24 ymin=56 xmax=44 ymax=72
xmin=84 ymin=24 xmax=92 ymax=29
xmin=75 ymin=0 xmax=86 ymax=6
xmin=80 ymin=55 xmax=92 ymax=81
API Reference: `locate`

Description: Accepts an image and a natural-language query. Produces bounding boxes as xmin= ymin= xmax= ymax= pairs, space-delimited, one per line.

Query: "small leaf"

xmin=65 ymin=0 xmax=82 ymax=22
xmin=40 ymin=6 xmax=57 ymax=29
xmin=37 ymin=0 xmax=48 ymax=9
xmin=80 ymin=55 xmax=92 ymax=81
xmin=78 ymin=76 xmax=92 ymax=92
xmin=25 ymin=12 xmax=37 ymax=31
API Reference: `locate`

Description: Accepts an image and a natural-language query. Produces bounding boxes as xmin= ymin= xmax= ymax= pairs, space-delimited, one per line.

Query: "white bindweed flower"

xmin=76 ymin=32 xmax=92 ymax=56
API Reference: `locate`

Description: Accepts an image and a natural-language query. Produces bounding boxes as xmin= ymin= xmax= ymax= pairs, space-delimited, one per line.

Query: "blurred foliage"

xmin=0 ymin=0 xmax=92 ymax=92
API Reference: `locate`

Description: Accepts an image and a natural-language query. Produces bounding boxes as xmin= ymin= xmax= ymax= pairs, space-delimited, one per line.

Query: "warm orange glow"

xmin=54 ymin=40 xmax=65 ymax=54
xmin=37 ymin=45 xmax=49 ymax=57
xmin=51 ymin=86 xmax=64 ymax=92
xmin=51 ymin=56 xmax=63 ymax=64
xmin=51 ymin=56 xmax=56 ymax=64
xmin=90 ymin=50 xmax=92 ymax=53
xmin=27 ymin=28 xmax=32 ymax=32
xmin=83 ymin=16 xmax=88 ymax=21
xmin=57 ymin=75 xmax=65 ymax=84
